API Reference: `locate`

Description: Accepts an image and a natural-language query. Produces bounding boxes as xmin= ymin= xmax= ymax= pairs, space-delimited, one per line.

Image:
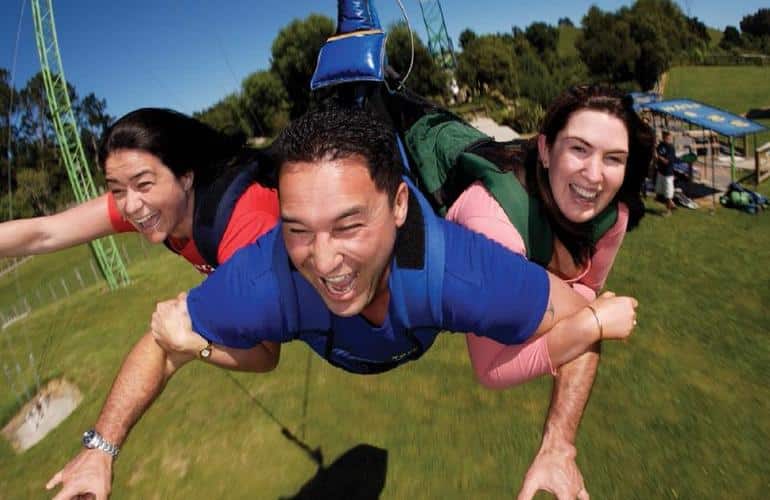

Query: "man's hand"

xmin=150 ymin=292 xmax=202 ymax=357
xmin=46 ymin=449 xmax=113 ymax=500
xmin=517 ymin=440 xmax=589 ymax=500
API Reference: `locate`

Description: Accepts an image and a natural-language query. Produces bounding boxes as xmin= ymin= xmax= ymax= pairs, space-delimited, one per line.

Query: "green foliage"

xmin=720 ymin=26 xmax=742 ymax=50
xmin=524 ymin=22 xmax=559 ymax=55
xmin=193 ymin=93 xmax=250 ymax=138
xmin=740 ymin=8 xmax=770 ymax=37
xmin=1 ymin=70 xmax=114 ymax=222
xmin=241 ymin=70 xmax=290 ymax=137
xmin=577 ymin=6 xmax=639 ymax=83
xmin=577 ymin=0 xmax=710 ymax=89
xmin=270 ymin=14 xmax=335 ymax=118
xmin=458 ymin=28 xmax=477 ymax=50
xmin=386 ymin=23 xmax=449 ymax=99
xmin=456 ymin=34 xmax=517 ymax=98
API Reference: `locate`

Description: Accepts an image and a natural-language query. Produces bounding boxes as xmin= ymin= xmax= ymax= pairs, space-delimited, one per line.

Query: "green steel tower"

xmin=418 ymin=0 xmax=457 ymax=71
xmin=30 ymin=0 xmax=129 ymax=289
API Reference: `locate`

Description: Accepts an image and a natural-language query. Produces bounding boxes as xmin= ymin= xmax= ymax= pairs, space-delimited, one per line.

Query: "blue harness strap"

xmin=191 ymin=160 xmax=263 ymax=267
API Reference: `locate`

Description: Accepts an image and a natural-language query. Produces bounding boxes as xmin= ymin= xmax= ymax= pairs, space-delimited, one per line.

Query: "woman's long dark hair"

xmin=97 ymin=108 xmax=273 ymax=188
xmin=476 ymin=85 xmax=655 ymax=267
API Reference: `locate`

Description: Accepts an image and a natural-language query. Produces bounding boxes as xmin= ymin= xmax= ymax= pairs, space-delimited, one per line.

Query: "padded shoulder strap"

xmin=404 ymin=111 xmax=492 ymax=213
xmin=192 ymin=160 xmax=263 ymax=267
xmin=456 ymin=152 xmax=553 ymax=265
xmin=589 ymin=203 xmax=619 ymax=243
xmin=389 ymin=176 xmax=445 ymax=329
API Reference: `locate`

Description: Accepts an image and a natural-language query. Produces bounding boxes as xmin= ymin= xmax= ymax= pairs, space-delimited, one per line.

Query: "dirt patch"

xmin=1 ymin=378 xmax=82 ymax=452
xmin=470 ymin=116 xmax=520 ymax=141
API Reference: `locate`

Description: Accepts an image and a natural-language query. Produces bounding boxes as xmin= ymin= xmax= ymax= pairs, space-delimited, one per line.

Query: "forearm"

xmin=205 ymin=341 xmax=280 ymax=372
xmin=543 ymin=308 xmax=600 ymax=368
xmin=541 ymin=344 xmax=600 ymax=447
xmin=0 ymin=219 xmax=47 ymax=257
xmin=95 ymin=333 xmax=191 ymax=446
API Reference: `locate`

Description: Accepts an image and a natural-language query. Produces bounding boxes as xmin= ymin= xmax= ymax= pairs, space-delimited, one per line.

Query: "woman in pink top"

xmin=446 ymin=85 xmax=654 ymax=387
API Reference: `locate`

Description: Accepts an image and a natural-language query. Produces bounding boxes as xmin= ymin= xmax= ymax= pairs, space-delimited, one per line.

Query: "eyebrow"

xmin=282 ymin=206 xmax=363 ymax=225
xmin=565 ymin=136 xmax=628 ymax=155
xmin=105 ymin=169 xmax=154 ymax=184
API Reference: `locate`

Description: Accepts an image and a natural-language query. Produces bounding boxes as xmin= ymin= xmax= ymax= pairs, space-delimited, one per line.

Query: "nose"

xmin=311 ymin=233 xmax=342 ymax=276
xmin=583 ymin=154 xmax=603 ymax=183
xmin=124 ymin=188 xmax=144 ymax=216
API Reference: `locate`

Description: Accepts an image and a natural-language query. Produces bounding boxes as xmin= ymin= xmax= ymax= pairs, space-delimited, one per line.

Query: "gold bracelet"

xmin=586 ymin=305 xmax=603 ymax=341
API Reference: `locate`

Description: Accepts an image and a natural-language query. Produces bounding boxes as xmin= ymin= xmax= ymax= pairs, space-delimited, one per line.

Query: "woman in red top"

xmin=0 ymin=108 xmax=281 ymax=369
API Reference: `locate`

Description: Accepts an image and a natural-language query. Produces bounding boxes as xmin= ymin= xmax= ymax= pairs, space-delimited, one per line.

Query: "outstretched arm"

xmin=45 ymin=332 xmax=192 ymax=500
xmin=0 ymin=194 xmax=116 ymax=257
xmin=517 ymin=347 xmax=599 ymax=500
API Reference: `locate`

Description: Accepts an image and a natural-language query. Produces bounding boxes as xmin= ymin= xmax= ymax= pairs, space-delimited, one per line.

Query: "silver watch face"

xmin=200 ymin=346 xmax=212 ymax=358
xmin=82 ymin=429 xmax=97 ymax=448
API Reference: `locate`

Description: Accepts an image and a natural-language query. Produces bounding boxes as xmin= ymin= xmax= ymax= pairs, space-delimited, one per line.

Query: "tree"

xmin=720 ymin=26 xmax=742 ymax=49
xmin=76 ymin=92 xmax=112 ymax=168
xmin=386 ymin=23 xmax=448 ymax=98
xmin=458 ymin=29 xmax=477 ymax=50
xmin=241 ymin=70 xmax=290 ymax=137
xmin=271 ymin=14 xmax=335 ymax=118
xmin=195 ymin=93 xmax=251 ymax=138
xmin=740 ymin=8 xmax=770 ymax=37
xmin=576 ymin=7 xmax=639 ymax=84
xmin=456 ymin=35 xmax=517 ymax=98
xmin=558 ymin=17 xmax=574 ymax=28
xmin=525 ymin=22 xmax=559 ymax=55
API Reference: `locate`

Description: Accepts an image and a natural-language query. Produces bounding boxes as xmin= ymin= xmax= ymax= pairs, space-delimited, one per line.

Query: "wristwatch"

xmin=199 ymin=339 xmax=213 ymax=359
xmin=82 ymin=429 xmax=120 ymax=458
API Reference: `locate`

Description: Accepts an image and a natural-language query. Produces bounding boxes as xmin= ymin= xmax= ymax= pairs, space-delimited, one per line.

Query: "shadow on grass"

xmin=283 ymin=444 xmax=388 ymax=500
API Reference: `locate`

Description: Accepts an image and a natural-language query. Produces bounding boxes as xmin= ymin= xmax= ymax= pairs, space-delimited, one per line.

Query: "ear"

xmin=181 ymin=171 xmax=194 ymax=191
xmin=392 ymin=182 xmax=409 ymax=228
xmin=537 ymin=134 xmax=550 ymax=168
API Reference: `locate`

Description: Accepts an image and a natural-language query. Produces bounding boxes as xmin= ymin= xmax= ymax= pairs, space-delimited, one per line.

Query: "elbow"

xmin=258 ymin=342 xmax=281 ymax=373
xmin=473 ymin=369 xmax=510 ymax=390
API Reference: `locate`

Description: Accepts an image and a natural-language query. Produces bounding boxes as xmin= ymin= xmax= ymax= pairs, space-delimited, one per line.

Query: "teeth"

xmin=321 ymin=273 xmax=356 ymax=294
xmin=571 ymin=184 xmax=599 ymax=199
xmin=133 ymin=213 xmax=157 ymax=224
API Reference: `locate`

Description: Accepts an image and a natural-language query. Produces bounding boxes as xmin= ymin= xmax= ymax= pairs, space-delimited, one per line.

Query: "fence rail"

xmin=0 ymin=240 xmax=149 ymax=329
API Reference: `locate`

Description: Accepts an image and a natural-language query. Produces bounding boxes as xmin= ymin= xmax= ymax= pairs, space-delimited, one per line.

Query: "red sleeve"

xmin=106 ymin=192 xmax=137 ymax=233
xmin=216 ymin=183 xmax=280 ymax=263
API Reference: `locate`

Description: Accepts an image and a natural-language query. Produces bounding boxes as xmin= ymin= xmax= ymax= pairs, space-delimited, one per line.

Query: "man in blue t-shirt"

xmin=47 ymin=107 xmax=637 ymax=499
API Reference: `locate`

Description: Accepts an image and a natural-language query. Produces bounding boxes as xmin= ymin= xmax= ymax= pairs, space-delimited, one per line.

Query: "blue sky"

xmin=1 ymin=0 xmax=766 ymax=119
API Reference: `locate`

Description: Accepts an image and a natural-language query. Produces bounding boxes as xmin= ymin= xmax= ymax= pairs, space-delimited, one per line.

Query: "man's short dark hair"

xmin=271 ymin=107 xmax=403 ymax=203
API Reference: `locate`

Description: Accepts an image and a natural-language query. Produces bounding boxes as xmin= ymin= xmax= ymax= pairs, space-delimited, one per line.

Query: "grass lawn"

xmin=0 ymin=185 xmax=768 ymax=498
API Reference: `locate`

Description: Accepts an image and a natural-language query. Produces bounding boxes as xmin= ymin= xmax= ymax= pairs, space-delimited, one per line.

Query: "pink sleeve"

xmin=579 ymin=202 xmax=629 ymax=293
xmin=447 ymin=182 xmax=555 ymax=388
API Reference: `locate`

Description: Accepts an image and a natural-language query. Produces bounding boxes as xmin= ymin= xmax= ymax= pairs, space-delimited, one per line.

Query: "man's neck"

xmin=359 ymin=265 xmax=392 ymax=326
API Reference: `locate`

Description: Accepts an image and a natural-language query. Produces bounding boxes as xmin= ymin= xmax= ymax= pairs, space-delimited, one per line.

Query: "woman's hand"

xmin=150 ymin=292 xmax=207 ymax=357
xmin=588 ymin=291 xmax=638 ymax=341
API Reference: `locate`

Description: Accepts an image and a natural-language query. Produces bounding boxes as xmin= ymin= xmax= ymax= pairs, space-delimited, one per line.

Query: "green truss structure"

xmin=30 ymin=0 xmax=129 ymax=289
xmin=418 ymin=0 xmax=457 ymax=71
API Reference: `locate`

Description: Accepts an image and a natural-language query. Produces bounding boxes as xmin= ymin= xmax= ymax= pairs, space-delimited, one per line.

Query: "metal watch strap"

xmin=83 ymin=429 xmax=120 ymax=458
